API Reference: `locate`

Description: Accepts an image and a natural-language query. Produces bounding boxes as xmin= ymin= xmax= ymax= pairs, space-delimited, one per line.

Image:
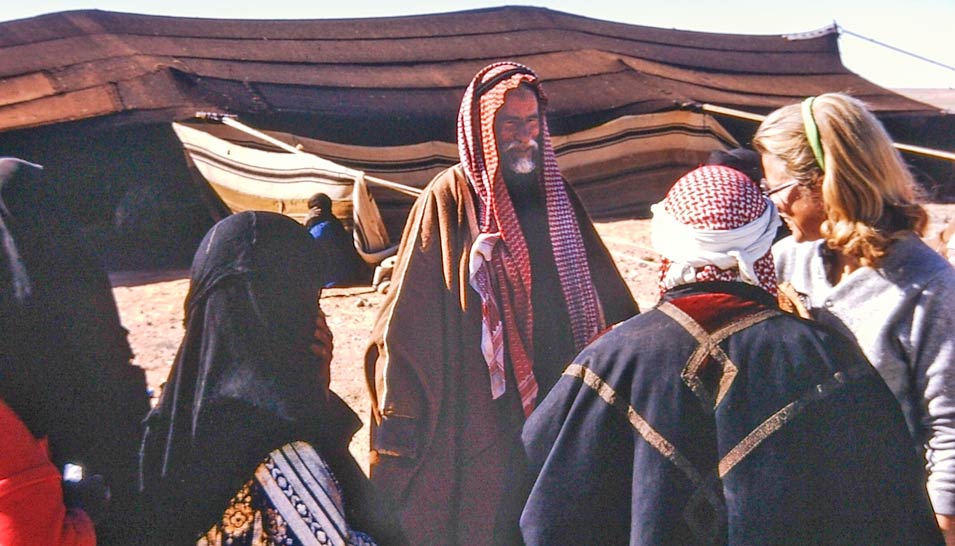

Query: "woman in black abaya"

xmin=0 ymin=157 xmax=149 ymax=544
xmin=139 ymin=211 xmax=404 ymax=546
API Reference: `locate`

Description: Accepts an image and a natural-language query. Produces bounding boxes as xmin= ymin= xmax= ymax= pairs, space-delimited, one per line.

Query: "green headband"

xmin=801 ymin=96 xmax=825 ymax=171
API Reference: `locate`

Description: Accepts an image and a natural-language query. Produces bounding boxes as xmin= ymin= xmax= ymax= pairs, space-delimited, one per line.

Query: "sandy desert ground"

xmin=110 ymin=206 xmax=955 ymax=471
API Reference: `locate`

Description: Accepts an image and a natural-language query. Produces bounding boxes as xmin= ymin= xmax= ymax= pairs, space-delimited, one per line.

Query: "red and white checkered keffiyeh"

xmin=651 ymin=165 xmax=780 ymax=296
xmin=459 ymin=62 xmax=604 ymax=417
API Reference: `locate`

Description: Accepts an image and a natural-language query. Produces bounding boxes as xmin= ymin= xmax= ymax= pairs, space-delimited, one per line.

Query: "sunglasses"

xmin=760 ymin=178 xmax=801 ymax=197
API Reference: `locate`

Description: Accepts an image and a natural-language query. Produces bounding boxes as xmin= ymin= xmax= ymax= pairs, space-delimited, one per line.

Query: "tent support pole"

xmin=691 ymin=103 xmax=955 ymax=162
xmin=194 ymin=112 xmax=423 ymax=197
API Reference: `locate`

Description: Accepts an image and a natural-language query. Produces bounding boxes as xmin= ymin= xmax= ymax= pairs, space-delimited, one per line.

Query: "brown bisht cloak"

xmin=365 ymin=165 xmax=637 ymax=545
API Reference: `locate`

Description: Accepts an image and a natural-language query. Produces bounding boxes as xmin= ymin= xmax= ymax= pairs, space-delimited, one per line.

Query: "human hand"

xmin=937 ymin=513 xmax=955 ymax=546
xmin=62 ymin=465 xmax=110 ymax=525
xmin=310 ymin=309 xmax=334 ymax=365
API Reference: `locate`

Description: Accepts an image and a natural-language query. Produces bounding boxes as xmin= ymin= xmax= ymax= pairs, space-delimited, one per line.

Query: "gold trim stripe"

xmin=711 ymin=356 xmax=738 ymax=408
xmin=717 ymin=365 xmax=864 ymax=478
xmin=711 ymin=309 xmax=779 ymax=339
xmin=718 ymin=399 xmax=799 ymax=478
xmin=658 ymin=302 xmax=728 ymax=410
xmin=564 ymin=363 xmax=704 ymax=486
xmin=658 ymin=303 xmax=779 ymax=410
xmin=564 ymin=362 xmax=726 ymax=539
xmin=707 ymin=309 xmax=777 ymax=406
xmin=657 ymin=301 xmax=711 ymax=346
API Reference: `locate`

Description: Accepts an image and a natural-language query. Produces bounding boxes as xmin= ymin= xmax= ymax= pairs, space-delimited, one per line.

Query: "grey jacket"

xmin=775 ymin=233 xmax=955 ymax=514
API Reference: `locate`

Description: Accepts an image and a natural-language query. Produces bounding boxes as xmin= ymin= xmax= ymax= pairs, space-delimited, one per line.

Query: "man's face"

xmin=494 ymin=86 xmax=541 ymax=176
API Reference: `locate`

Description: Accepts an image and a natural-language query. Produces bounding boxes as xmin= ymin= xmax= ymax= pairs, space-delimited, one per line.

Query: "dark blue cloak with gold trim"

xmin=520 ymin=282 xmax=942 ymax=546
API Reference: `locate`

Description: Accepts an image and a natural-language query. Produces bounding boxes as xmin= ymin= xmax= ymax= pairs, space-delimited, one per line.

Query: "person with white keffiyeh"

xmin=363 ymin=62 xmax=638 ymax=546
xmin=518 ymin=165 xmax=943 ymax=546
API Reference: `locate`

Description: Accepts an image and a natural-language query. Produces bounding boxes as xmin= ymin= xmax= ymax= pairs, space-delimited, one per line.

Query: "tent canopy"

xmin=0 ymin=6 xmax=950 ymax=270
xmin=0 ymin=6 xmax=943 ymax=145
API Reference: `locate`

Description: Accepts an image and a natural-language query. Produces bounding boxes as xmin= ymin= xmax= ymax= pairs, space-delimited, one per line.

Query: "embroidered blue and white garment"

xmin=199 ymin=441 xmax=378 ymax=546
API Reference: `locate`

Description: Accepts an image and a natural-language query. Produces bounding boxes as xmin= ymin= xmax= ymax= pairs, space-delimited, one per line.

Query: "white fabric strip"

xmin=468 ymin=232 xmax=507 ymax=399
xmin=650 ymin=200 xmax=781 ymax=290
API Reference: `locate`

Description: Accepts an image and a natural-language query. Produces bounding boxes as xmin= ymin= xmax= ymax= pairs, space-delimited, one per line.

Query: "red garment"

xmin=0 ymin=399 xmax=96 ymax=546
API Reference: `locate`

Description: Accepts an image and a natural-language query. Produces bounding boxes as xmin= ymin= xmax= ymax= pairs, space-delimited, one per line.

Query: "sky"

xmin=3 ymin=0 xmax=954 ymax=90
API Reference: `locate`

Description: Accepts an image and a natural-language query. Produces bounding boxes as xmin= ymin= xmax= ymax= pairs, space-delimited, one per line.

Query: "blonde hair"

xmin=753 ymin=92 xmax=927 ymax=266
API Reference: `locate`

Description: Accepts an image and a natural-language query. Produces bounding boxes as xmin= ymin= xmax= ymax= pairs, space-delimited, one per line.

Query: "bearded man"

xmin=518 ymin=165 xmax=943 ymax=545
xmin=364 ymin=62 xmax=638 ymax=545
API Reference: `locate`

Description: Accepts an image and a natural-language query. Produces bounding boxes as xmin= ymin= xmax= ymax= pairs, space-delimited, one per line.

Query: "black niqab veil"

xmin=0 ymin=159 xmax=42 ymax=432
xmin=0 ymin=157 xmax=149 ymax=544
xmin=0 ymin=157 xmax=142 ymax=440
xmin=139 ymin=211 xmax=363 ymax=543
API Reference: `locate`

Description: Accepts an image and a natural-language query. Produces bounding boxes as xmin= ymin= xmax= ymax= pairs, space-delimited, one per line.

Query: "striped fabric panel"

xmin=254 ymin=441 xmax=351 ymax=546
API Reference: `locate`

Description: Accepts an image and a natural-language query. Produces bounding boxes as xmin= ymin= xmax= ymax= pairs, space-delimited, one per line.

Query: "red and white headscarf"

xmin=651 ymin=165 xmax=781 ymax=296
xmin=459 ymin=62 xmax=604 ymax=417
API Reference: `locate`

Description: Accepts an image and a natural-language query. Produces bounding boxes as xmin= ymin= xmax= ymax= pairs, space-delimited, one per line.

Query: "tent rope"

xmin=836 ymin=24 xmax=955 ymax=75
xmin=684 ymin=103 xmax=955 ymax=163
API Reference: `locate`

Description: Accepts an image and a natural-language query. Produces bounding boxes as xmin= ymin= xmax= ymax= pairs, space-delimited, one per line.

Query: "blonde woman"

xmin=754 ymin=92 xmax=955 ymax=544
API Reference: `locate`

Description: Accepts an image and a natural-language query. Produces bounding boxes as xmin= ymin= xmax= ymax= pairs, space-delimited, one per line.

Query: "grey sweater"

xmin=775 ymin=233 xmax=955 ymax=514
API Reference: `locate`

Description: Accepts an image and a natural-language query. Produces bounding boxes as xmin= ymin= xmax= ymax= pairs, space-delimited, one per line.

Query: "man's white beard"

xmin=508 ymin=156 xmax=537 ymax=174
xmin=502 ymin=140 xmax=540 ymax=175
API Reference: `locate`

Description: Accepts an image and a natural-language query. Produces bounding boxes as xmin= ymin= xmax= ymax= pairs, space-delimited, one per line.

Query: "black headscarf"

xmin=0 ymin=157 xmax=150 ymax=544
xmin=0 ymin=157 xmax=141 ymax=435
xmin=705 ymin=147 xmax=764 ymax=184
xmin=139 ymin=210 xmax=365 ymax=543
xmin=304 ymin=192 xmax=334 ymax=230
